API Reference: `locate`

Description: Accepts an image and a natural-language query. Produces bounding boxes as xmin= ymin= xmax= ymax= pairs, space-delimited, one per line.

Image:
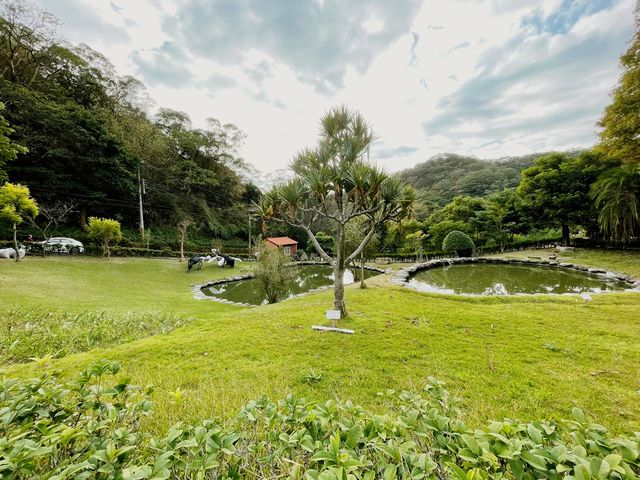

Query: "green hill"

xmin=400 ymin=152 xmax=562 ymax=205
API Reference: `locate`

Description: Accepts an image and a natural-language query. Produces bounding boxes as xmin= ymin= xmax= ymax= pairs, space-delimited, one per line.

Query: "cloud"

xmin=34 ymin=0 xmax=637 ymax=174
xmin=373 ymin=145 xmax=420 ymax=160
xmin=131 ymin=41 xmax=195 ymax=87
xmin=161 ymin=0 xmax=423 ymax=94
xmin=202 ymin=73 xmax=239 ymax=90
xmin=38 ymin=0 xmax=131 ymax=45
xmin=421 ymin=0 xmax=633 ymax=157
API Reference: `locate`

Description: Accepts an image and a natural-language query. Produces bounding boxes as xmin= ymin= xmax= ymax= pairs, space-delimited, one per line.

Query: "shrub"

xmin=87 ymin=217 xmax=122 ymax=259
xmin=253 ymin=241 xmax=296 ymax=303
xmin=1 ymin=363 xmax=638 ymax=479
xmin=443 ymin=230 xmax=475 ymax=257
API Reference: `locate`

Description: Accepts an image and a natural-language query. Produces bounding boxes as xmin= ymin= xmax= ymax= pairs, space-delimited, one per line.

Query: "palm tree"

xmin=590 ymin=163 xmax=640 ymax=243
xmin=257 ymin=106 xmax=414 ymax=318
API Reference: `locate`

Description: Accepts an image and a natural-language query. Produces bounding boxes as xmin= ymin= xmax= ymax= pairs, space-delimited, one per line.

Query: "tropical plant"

xmin=590 ymin=163 xmax=640 ymax=243
xmin=442 ymin=230 xmax=475 ymax=257
xmin=253 ymin=241 xmax=296 ymax=304
xmin=87 ymin=217 xmax=122 ymax=258
xmin=0 ymin=182 xmax=38 ymax=261
xmin=257 ymin=106 xmax=414 ymax=317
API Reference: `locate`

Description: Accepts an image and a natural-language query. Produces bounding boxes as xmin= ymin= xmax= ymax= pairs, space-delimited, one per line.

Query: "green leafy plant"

xmin=1 ymin=364 xmax=638 ymax=479
xmin=253 ymin=241 xmax=296 ymax=303
xmin=87 ymin=217 xmax=122 ymax=259
xmin=303 ymin=369 xmax=323 ymax=384
xmin=442 ymin=230 xmax=475 ymax=257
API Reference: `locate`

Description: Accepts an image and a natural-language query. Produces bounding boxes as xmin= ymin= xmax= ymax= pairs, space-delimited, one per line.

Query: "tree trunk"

xmin=360 ymin=252 xmax=365 ymax=289
xmin=561 ymin=223 xmax=570 ymax=246
xmin=333 ymin=264 xmax=347 ymax=318
xmin=333 ymin=228 xmax=347 ymax=318
xmin=12 ymin=223 xmax=19 ymax=263
xmin=80 ymin=209 xmax=88 ymax=230
xmin=179 ymin=232 xmax=185 ymax=262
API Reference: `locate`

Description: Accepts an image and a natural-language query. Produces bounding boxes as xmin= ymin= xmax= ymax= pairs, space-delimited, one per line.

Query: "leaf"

xmin=527 ymin=424 xmax=543 ymax=444
xmin=574 ymin=464 xmax=591 ymax=480
xmin=572 ymin=407 xmax=587 ymax=423
xmin=383 ymin=464 xmax=397 ymax=480
xmin=520 ymin=451 xmax=547 ymax=471
xmin=446 ymin=463 xmax=467 ymax=480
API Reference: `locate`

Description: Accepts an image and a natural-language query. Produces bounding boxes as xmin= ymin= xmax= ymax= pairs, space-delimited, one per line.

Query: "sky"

xmin=37 ymin=0 xmax=636 ymax=175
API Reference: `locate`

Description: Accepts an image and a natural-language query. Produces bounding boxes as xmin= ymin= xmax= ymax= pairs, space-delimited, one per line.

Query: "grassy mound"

xmin=1 ymin=251 xmax=639 ymax=435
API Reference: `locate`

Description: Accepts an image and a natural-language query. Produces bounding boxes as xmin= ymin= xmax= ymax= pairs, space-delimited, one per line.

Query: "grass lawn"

xmin=1 ymin=250 xmax=639 ymax=434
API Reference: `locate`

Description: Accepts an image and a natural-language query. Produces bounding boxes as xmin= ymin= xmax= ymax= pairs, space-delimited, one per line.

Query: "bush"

xmin=1 ymin=363 xmax=638 ymax=479
xmin=87 ymin=217 xmax=122 ymax=258
xmin=253 ymin=241 xmax=296 ymax=303
xmin=0 ymin=307 xmax=191 ymax=364
xmin=443 ymin=230 xmax=475 ymax=257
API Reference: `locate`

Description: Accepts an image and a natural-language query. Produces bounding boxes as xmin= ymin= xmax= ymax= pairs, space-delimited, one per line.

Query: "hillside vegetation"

xmin=400 ymin=153 xmax=559 ymax=206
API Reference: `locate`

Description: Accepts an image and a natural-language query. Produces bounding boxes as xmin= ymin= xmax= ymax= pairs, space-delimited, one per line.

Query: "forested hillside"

xmin=399 ymin=152 xmax=572 ymax=206
xmin=0 ymin=2 xmax=259 ymax=247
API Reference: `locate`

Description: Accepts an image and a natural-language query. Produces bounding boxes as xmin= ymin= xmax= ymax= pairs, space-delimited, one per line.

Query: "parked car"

xmin=41 ymin=237 xmax=85 ymax=254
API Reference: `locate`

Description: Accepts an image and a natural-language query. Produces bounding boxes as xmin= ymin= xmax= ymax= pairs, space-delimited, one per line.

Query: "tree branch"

xmin=304 ymin=226 xmax=334 ymax=265
xmin=346 ymin=223 xmax=377 ymax=264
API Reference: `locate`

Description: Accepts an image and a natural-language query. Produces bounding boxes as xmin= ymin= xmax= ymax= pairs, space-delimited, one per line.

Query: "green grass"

xmin=1 ymin=251 xmax=639 ymax=435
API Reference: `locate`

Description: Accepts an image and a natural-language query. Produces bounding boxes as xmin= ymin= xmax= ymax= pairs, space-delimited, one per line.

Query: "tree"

xmin=253 ymin=241 xmax=296 ymax=304
xmin=26 ymin=199 xmax=76 ymax=256
xmin=257 ymin=106 xmax=414 ymax=317
xmin=598 ymin=4 xmax=640 ymax=164
xmin=517 ymin=152 xmax=618 ymax=245
xmin=481 ymin=189 xmax=529 ymax=251
xmin=176 ymin=217 xmax=193 ymax=262
xmin=590 ymin=163 xmax=640 ymax=243
xmin=442 ymin=230 xmax=475 ymax=257
xmin=0 ymin=182 xmax=38 ymax=261
xmin=87 ymin=217 xmax=121 ymax=259
xmin=427 ymin=195 xmax=487 ymax=245
xmin=0 ymin=102 xmax=27 ymax=182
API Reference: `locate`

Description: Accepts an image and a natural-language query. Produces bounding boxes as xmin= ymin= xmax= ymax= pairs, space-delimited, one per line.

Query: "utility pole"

xmin=137 ymin=166 xmax=145 ymax=239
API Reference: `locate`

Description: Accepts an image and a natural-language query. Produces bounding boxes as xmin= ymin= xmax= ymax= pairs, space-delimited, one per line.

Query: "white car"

xmin=41 ymin=237 xmax=85 ymax=254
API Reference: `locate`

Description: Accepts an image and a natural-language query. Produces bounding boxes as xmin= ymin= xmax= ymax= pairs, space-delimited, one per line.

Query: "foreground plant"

xmin=1 ymin=362 xmax=638 ymax=479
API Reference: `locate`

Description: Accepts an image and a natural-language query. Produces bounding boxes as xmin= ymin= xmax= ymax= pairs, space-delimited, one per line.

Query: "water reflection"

xmin=408 ymin=263 xmax=629 ymax=295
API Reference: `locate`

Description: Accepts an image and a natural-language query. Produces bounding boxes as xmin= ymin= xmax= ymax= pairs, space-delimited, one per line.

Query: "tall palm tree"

xmin=257 ymin=106 xmax=414 ymax=318
xmin=590 ymin=163 xmax=640 ymax=243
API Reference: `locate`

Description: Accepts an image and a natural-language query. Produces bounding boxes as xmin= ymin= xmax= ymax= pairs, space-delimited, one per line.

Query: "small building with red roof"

xmin=265 ymin=236 xmax=298 ymax=256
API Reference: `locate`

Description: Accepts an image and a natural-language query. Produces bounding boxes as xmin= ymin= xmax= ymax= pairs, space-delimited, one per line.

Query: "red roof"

xmin=266 ymin=236 xmax=298 ymax=246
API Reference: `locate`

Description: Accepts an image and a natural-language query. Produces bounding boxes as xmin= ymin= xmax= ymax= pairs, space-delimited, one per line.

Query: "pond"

xmin=407 ymin=262 xmax=631 ymax=295
xmin=201 ymin=264 xmax=382 ymax=305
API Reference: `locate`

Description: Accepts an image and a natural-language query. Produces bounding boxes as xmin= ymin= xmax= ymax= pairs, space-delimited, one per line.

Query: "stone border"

xmin=392 ymin=257 xmax=640 ymax=296
xmin=192 ymin=262 xmax=386 ymax=307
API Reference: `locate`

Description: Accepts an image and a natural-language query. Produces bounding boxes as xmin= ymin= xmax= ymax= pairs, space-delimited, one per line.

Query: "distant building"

xmin=265 ymin=236 xmax=298 ymax=256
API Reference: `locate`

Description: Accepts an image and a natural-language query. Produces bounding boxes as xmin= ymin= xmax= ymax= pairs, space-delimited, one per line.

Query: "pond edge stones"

xmin=193 ymin=261 xmax=386 ymax=307
xmin=392 ymin=257 xmax=640 ymax=296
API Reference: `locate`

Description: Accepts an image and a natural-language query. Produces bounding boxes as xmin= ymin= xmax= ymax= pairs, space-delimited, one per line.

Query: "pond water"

xmin=202 ymin=264 xmax=381 ymax=305
xmin=407 ymin=263 xmax=630 ymax=295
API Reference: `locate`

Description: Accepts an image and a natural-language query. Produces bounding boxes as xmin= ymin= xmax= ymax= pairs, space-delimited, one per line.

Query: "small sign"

xmin=326 ymin=309 xmax=341 ymax=320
